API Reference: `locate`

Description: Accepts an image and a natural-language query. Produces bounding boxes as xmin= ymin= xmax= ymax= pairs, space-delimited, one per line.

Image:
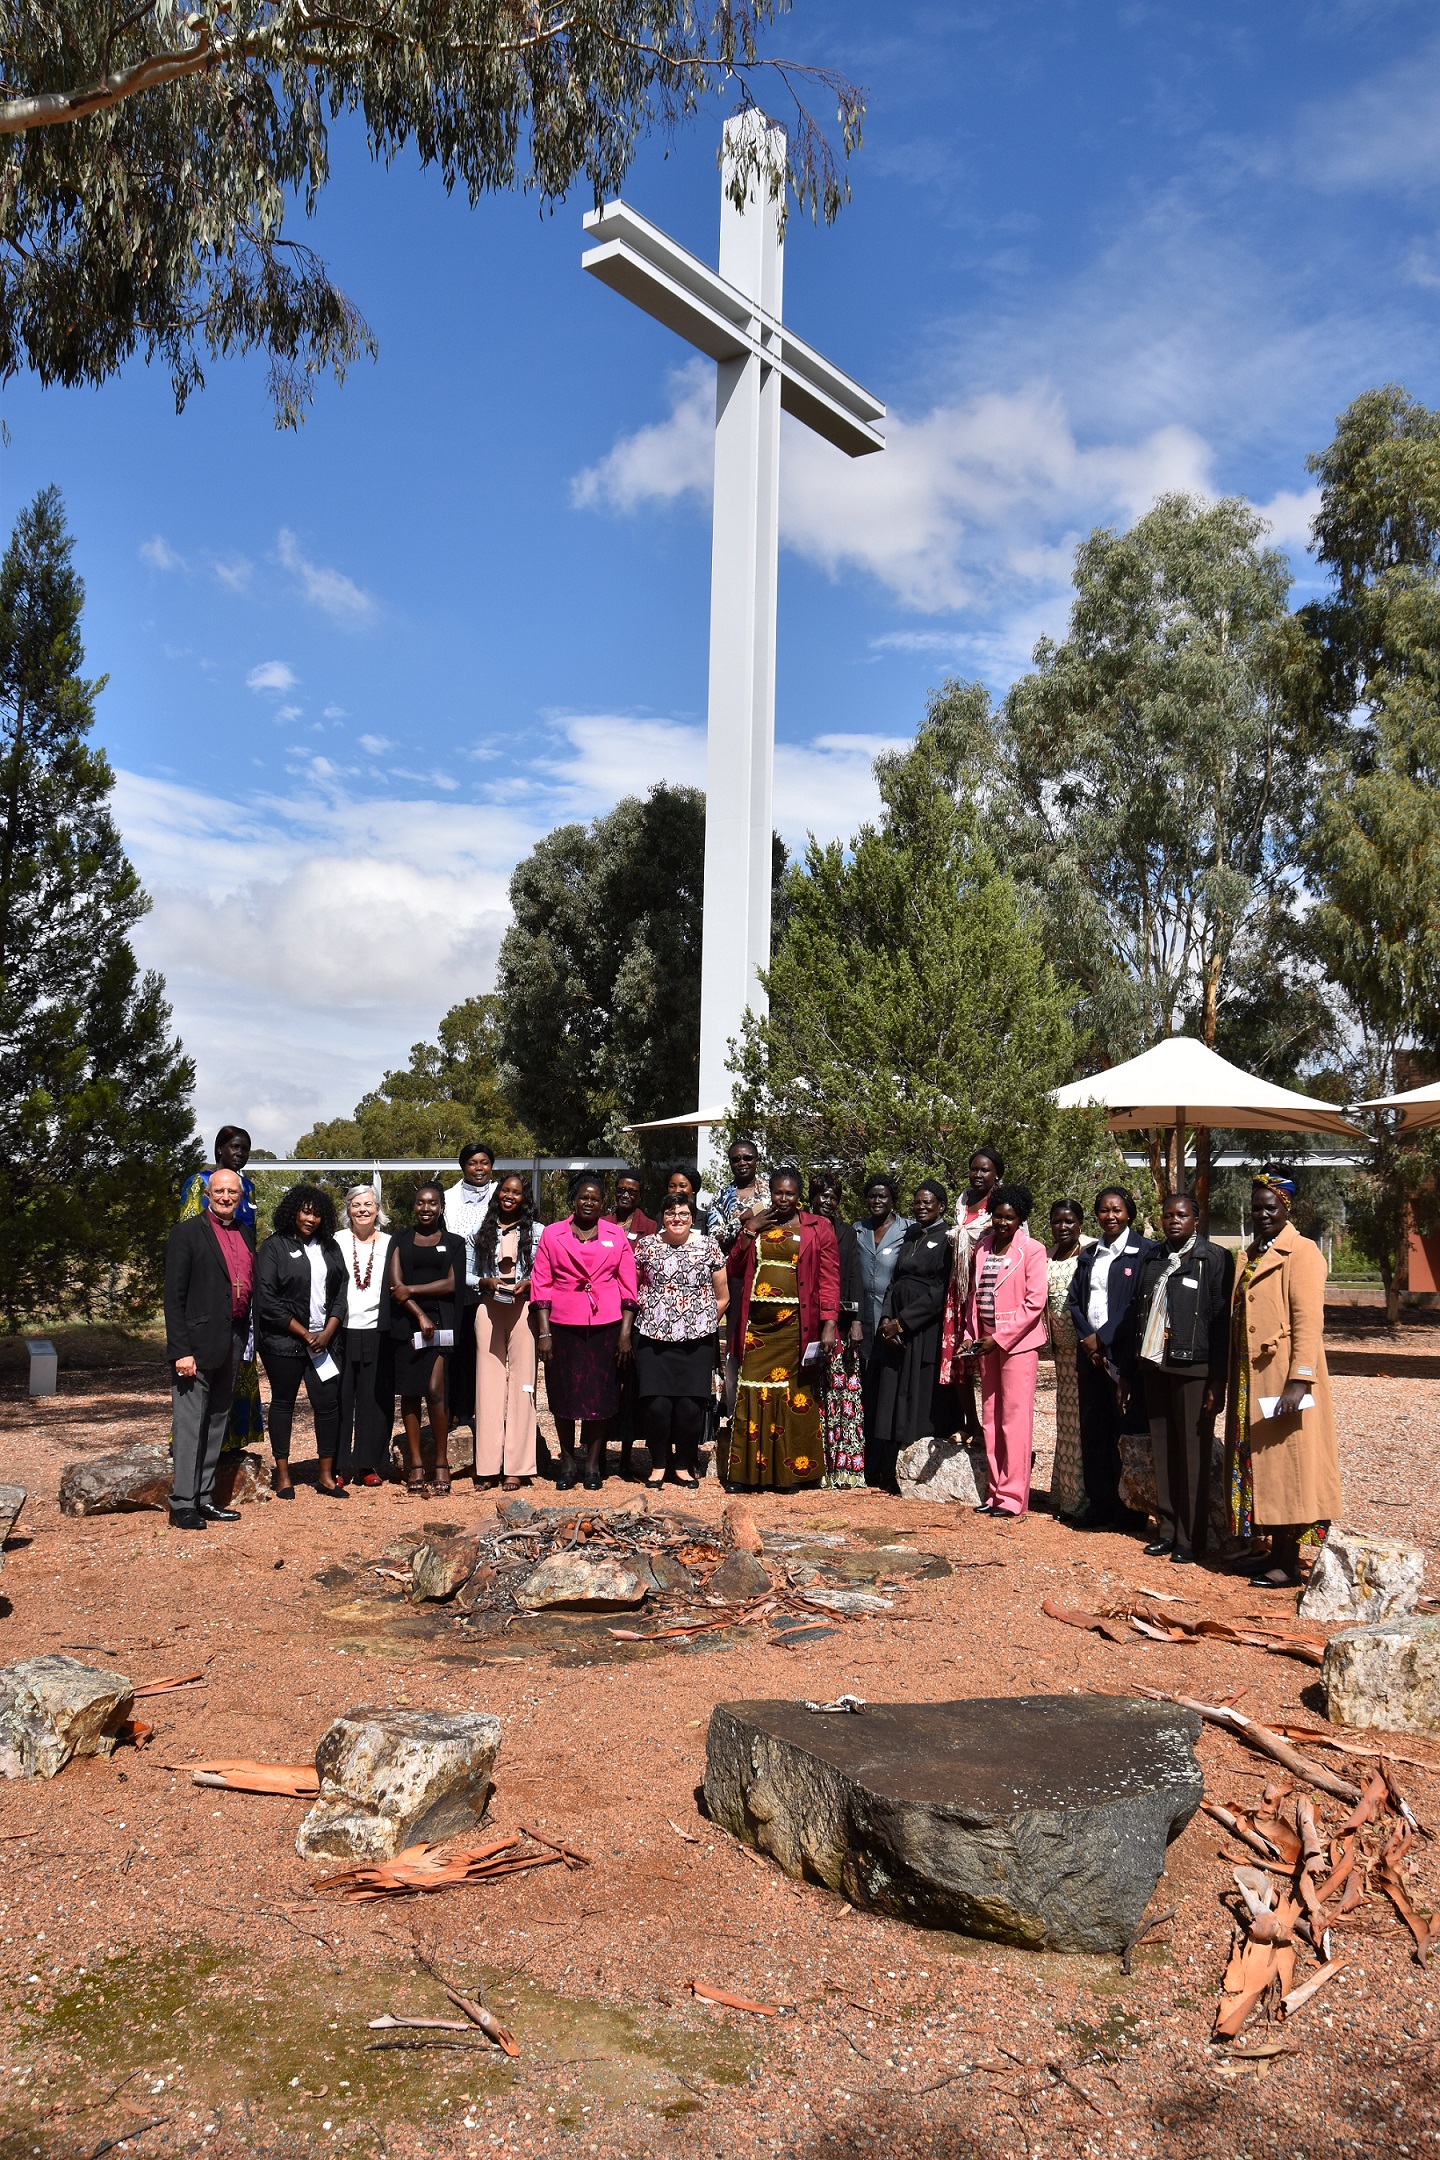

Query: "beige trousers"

xmin=475 ymin=1295 xmax=538 ymax=1478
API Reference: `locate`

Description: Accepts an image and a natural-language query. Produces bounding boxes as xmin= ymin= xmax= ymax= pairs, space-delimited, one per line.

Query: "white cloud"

xmin=576 ymin=368 xmax=1213 ymax=617
xmin=140 ymin=535 xmax=185 ymax=572
xmin=1253 ymin=485 xmax=1320 ymax=552
xmin=213 ymin=555 xmax=252 ymax=593
xmin=247 ymin=659 xmax=298 ymax=694
xmin=276 ymin=527 xmax=376 ymax=625
xmin=116 ymin=715 xmax=903 ymax=1145
xmin=1293 ymin=39 xmax=1440 ymax=194
xmin=358 ymin=732 xmax=394 ymax=755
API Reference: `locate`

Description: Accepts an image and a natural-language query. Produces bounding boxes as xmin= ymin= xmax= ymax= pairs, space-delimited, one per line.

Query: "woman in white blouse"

xmin=335 ymin=1184 xmax=395 ymax=1485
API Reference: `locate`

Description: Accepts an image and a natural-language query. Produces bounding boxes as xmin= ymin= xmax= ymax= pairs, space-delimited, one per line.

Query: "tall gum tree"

xmin=975 ymin=492 xmax=1326 ymax=1205
xmin=0 ymin=2 xmax=862 ymax=423
xmin=1298 ymin=386 xmax=1440 ymax=1323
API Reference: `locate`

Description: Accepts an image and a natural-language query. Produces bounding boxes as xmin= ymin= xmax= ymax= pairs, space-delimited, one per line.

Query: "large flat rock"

xmin=704 ymin=1695 xmax=1202 ymax=1953
xmin=1300 ymin=1531 xmax=1424 ymax=1625
xmin=59 ymin=1444 xmax=172 ymax=1516
xmin=1323 ymin=1615 xmax=1440 ymax=1733
xmin=0 ymin=1655 xmax=134 ymax=1779
xmin=296 ymin=1705 xmax=502 ymax=1861
xmin=896 ymin=1437 xmax=986 ymax=1507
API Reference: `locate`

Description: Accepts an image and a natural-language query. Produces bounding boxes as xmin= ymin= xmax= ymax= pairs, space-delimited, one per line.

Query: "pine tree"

xmin=728 ymin=716 xmax=1113 ymax=1215
xmin=0 ymin=487 xmax=197 ymax=1322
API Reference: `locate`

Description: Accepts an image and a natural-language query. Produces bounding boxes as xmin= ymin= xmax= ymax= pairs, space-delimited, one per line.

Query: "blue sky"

xmin=8 ymin=1 xmax=1440 ymax=1145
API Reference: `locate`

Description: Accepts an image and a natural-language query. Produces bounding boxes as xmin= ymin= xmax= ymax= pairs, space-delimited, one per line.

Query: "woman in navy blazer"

xmin=1065 ymin=1187 xmax=1156 ymax=1528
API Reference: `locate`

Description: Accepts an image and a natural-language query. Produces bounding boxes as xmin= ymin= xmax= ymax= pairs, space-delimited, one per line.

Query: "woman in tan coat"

xmin=1225 ymin=1172 xmax=1342 ymax=1587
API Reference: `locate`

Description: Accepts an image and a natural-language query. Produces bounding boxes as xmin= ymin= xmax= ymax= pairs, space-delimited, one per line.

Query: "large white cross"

xmin=582 ymin=114 xmax=885 ymax=1162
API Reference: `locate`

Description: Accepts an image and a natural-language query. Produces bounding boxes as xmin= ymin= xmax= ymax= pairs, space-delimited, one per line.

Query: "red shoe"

xmin=359 ymin=1472 xmax=382 ymax=1488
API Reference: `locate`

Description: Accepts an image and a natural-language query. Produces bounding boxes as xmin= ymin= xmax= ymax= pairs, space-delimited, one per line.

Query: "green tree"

xmin=970 ymin=493 xmax=1324 ymax=1202
xmin=497 ymin=783 xmax=781 ymax=1156
xmin=1296 ymin=386 xmax=1440 ymax=1323
xmin=1 ymin=3 xmax=860 ymax=425
xmin=293 ymin=992 xmax=533 ymax=1216
xmin=727 ymin=715 xmax=1112 ymax=1215
xmin=0 ymin=486 xmax=198 ymax=1323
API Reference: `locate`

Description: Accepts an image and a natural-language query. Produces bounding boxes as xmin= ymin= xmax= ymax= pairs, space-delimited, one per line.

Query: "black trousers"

xmin=260 ymin=1348 xmax=340 ymax=1461
xmin=447 ymin=1290 xmax=481 ymax=1427
xmin=338 ymin=1328 xmax=395 ymax=1479
xmin=1076 ymin=1353 xmax=1127 ymax=1522
xmin=1142 ymin=1367 xmax=1212 ymax=1553
xmin=643 ymin=1394 xmax=705 ymax=1475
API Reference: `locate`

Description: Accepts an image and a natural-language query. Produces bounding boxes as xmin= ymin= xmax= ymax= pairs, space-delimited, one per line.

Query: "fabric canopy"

xmin=1051 ymin=1036 xmax=1364 ymax=1138
xmin=621 ymin=1107 xmax=728 ymax=1132
xmin=1351 ymin=1079 xmax=1440 ymax=1130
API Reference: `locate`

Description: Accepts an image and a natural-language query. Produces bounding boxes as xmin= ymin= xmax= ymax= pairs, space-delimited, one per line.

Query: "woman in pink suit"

xmin=963 ymin=1183 xmax=1049 ymax=1518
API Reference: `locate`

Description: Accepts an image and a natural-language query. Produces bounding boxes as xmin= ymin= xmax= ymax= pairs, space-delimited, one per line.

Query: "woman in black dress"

xmin=864 ymin=1179 xmax=959 ymax=1491
xmin=387 ymin=1181 xmax=467 ymax=1498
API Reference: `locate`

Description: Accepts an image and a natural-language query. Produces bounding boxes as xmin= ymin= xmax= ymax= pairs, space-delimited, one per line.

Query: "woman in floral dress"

xmin=724 ymin=1168 xmax=840 ymax=1491
xmin=808 ymin=1172 xmax=866 ymax=1488
xmin=1045 ymin=1197 xmax=1090 ymax=1518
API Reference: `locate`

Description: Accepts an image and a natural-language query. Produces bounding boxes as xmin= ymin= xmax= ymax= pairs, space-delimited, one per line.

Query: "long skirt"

xmin=1050 ymin=1329 xmax=1086 ymax=1517
xmin=547 ymin=1320 xmax=622 ymax=1422
xmin=822 ymin=1344 xmax=866 ymax=1488
xmin=723 ymin=1306 xmax=823 ymax=1491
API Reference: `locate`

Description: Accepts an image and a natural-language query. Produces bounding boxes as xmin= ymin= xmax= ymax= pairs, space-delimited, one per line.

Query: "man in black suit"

xmin=1116 ymin=1190 xmax=1234 ymax=1564
xmin=1065 ymin=1187 xmax=1155 ymax=1529
xmin=164 ymin=1167 xmax=254 ymax=1529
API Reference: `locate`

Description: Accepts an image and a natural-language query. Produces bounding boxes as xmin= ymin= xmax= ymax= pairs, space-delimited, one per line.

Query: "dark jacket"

xmin=164 ymin=1214 xmax=255 ymax=1370
xmin=254 ymin=1233 xmax=348 ymax=1358
xmin=833 ymin=1219 xmax=863 ymax=1317
xmin=1118 ymin=1235 xmax=1234 ymax=1397
xmin=1066 ymin=1229 xmax=1156 ymax=1352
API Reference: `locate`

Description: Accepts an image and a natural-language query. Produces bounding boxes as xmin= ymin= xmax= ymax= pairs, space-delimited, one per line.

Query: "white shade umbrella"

xmin=621 ymin=1107 xmax=728 ymax=1132
xmin=1350 ymin=1079 xmax=1440 ymax=1130
xmin=1052 ymin=1037 xmax=1365 ymax=1168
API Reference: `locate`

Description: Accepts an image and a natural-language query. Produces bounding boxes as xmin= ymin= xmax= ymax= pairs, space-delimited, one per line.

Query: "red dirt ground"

xmin=0 ymin=1356 xmax=1436 ymax=2160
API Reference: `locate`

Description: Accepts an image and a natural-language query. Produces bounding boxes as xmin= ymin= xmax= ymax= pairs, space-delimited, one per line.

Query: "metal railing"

xmin=247 ymin=1157 xmax=630 ymax=1210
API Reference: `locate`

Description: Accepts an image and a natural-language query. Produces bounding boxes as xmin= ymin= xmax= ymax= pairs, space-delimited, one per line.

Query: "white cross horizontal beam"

xmin=582 ymin=201 xmax=885 ymax=457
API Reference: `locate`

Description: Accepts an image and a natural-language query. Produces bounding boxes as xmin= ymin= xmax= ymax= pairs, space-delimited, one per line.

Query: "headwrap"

xmin=1253 ymin=1172 xmax=1296 ymax=1203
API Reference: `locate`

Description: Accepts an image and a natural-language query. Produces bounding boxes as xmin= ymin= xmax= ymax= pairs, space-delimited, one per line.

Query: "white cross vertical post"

xmin=582 ymin=116 xmax=884 ymax=1166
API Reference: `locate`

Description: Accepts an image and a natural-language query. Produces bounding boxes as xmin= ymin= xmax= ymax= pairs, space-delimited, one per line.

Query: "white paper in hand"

xmin=1256 ymin=1391 xmax=1315 ymax=1420
xmin=413 ymin=1328 xmax=455 ymax=1350
xmin=310 ymin=1351 xmax=340 ymax=1382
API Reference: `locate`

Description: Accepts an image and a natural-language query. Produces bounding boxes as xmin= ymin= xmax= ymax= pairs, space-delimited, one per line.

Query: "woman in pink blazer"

xmin=963 ymin=1182 xmax=1049 ymax=1517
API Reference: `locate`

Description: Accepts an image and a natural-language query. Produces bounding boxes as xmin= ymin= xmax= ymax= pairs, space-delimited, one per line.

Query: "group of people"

xmin=162 ymin=1129 xmax=1342 ymax=1586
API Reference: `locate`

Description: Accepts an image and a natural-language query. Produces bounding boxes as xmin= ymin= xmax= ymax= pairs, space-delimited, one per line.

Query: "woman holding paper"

xmin=255 ymin=1184 xmax=349 ymax=1498
xmin=389 ymin=1182 xmax=467 ymax=1498
xmin=1225 ymin=1171 xmax=1341 ymax=1587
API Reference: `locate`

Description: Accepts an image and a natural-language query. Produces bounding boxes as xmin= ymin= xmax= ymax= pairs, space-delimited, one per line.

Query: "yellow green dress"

xmin=176 ymin=1170 xmax=265 ymax=1453
xmin=727 ymin=1224 xmax=823 ymax=1491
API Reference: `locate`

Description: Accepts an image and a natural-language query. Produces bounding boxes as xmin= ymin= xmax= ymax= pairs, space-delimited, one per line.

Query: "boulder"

xmin=721 ymin=1498 xmax=764 ymax=1554
xmin=896 ymin=1437 xmax=987 ymax=1508
xmin=58 ymin=1443 xmax=172 ymax=1517
xmin=795 ymin=1586 xmax=893 ymax=1617
xmin=296 ymin=1704 xmax=503 ymax=1862
xmin=1117 ymin=1431 xmax=1158 ymax=1518
xmin=1322 ymin=1615 xmax=1440 ymax=1734
xmin=703 ymin=1694 xmax=1203 ymax=1954
xmin=513 ymin=1553 xmax=648 ymax=1611
xmin=408 ymin=1534 xmax=483 ymax=1604
xmin=641 ymin=1551 xmax=696 ymax=1596
xmin=446 ymin=1423 xmax=476 ymax=1476
xmin=0 ymin=1655 xmax=134 ymax=1779
xmin=212 ymin=1451 xmax=269 ymax=1507
xmin=706 ymin=1550 xmax=773 ymax=1603
xmin=0 ymin=1484 xmax=25 ymax=1568
xmin=1299 ymin=1531 xmax=1425 ymax=1626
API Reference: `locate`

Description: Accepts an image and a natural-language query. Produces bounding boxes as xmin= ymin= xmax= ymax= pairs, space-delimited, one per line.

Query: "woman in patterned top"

xmin=724 ymin=1167 xmax=840 ymax=1491
xmin=633 ymin=1190 xmax=728 ymax=1489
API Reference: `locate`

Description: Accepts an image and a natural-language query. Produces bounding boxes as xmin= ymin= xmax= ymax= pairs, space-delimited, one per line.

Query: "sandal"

xmin=501 ymin=1477 xmax=527 ymax=1493
xmin=405 ymin=1476 xmax=428 ymax=1497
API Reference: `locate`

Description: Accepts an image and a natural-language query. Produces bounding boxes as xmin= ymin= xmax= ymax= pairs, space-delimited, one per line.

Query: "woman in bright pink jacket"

xmin=531 ymin=1173 xmax=638 ymax=1492
xmin=962 ymin=1182 xmax=1049 ymax=1518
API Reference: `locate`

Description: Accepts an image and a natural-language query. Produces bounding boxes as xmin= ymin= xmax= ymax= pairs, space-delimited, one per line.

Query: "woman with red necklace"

xmin=335 ymin=1184 xmax=395 ymax=1485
